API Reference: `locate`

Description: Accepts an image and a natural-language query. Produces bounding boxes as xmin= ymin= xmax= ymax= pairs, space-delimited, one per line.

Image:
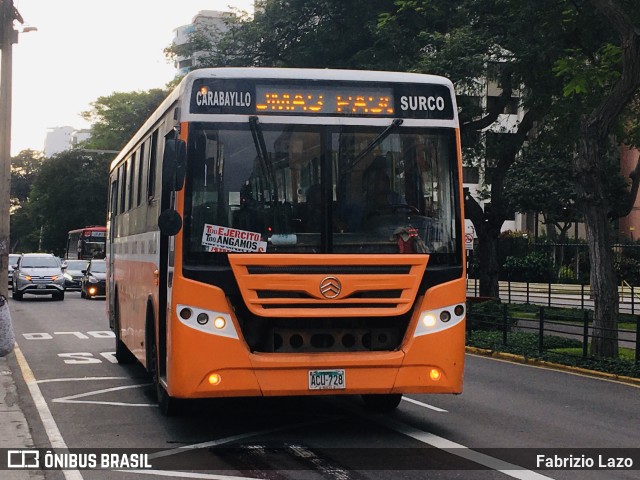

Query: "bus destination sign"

xmin=190 ymin=79 xmax=454 ymax=119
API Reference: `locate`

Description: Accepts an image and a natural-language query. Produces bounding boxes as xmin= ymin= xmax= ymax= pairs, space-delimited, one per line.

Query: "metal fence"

xmin=466 ymin=301 xmax=640 ymax=366
xmin=467 ymin=242 xmax=640 ymax=286
xmin=466 ymin=278 xmax=640 ymax=315
xmin=465 ymin=241 xmax=640 ymax=372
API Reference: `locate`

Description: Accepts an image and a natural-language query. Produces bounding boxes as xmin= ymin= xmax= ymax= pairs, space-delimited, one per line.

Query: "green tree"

xmin=564 ymin=0 xmax=640 ymax=357
xmin=28 ymin=150 xmax=111 ymax=256
xmin=166 ymin=0 xmax=396 ymax=70
xmin=81 ymin=89 xmax=168 ymax=152
xmin=10 ymin=150 xmax=44 ymax=252
xmin=379 ymin=0 xmax=573 ymax=297
xmin=10 ymin=149 xmax=43 ymax=207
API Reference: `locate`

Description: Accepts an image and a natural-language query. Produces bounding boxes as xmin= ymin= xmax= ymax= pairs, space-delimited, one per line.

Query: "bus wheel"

xmin=361 ymin=394 xmax=403 ymax=412
xmin=113 ymin=298 xmax=136 ymax=364
xmin=148 ymin=324 xmax=181 ymax=416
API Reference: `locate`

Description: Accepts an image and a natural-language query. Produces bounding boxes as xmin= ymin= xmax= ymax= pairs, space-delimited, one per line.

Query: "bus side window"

xmin=148 ymin=129 xmax=159 ymax=201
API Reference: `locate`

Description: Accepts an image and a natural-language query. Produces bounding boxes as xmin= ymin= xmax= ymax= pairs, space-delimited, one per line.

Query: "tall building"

xmin=43 ymin=127 xmax=91 ymax=157
xmin=172 ymin=10 xmax=236 ymax=76
xmin=44 ymin=126 xmax=74 ymax=157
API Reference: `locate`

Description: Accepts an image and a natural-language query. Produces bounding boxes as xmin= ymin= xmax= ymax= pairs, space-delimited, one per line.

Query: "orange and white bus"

xmin=107 ymin=68 xmax=466 ymax=414
xmin=66 ymin=226 xmax=106 ymax=260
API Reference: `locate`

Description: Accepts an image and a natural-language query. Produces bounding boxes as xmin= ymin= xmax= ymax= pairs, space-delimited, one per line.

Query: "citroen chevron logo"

xmin=320 ymin=276 xmax=341 ymax=299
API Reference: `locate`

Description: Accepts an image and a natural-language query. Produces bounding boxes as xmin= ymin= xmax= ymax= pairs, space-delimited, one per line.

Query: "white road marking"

xmin=149 ymin=418 xmax=334 ymax=460
xmin=53 ymin=384 xmax=156 ymax=407
xmin=136 ymin=418 xmax=342 ymax=479
xmin=37 ymin=376 xmax=130 ymax=383
xmin=373 ymin=414 xmax=556 ymax=480
xmin=13 ymin=343 xmax=84 ymax=480
xmin=402 ymin=396 xmax=448 ymax=412
xmin=118 ymin=470 xmax=257 ymax=479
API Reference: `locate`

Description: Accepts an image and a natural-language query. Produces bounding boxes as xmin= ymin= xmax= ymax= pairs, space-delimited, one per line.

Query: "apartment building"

xmin=172 ymin=10 xmax=236 ymax=76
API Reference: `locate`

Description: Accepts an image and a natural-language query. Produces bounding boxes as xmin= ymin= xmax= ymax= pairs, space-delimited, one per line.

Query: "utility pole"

xmin=0 ymin=0 xmax=22 ymax=298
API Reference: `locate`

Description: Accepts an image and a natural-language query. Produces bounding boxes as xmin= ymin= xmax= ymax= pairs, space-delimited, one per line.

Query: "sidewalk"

xmin=0 ymin=353 xmax=45 ymax=480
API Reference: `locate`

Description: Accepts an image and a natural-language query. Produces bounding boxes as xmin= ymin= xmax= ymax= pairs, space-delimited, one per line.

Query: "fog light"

xmin=179 ymin=308 xmax=192 ymax=320
xmin=208 ymin=373 xmax=221 ymax=385
xmin=422 ymin=313 xmax=437 ymax=328
xmin=213 ymin=317 xmax=226 ymax=329
xmin=430 ymin=368 xmax=442 ymax=381
xmin=89 ymin=287 xmax=97 ymax=295
xmin=440 ymin=310 xmax=451 ymax=322
xmin=197 ymin=313 xmax=209 ymax=325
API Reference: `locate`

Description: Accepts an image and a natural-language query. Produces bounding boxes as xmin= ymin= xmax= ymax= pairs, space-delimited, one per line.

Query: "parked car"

xmin=62 ymin=259 xmax=88 ymax=291
xmin=80 ymin=259 xmax=106 ymax=299
xmin=8 ymin=253 xmax=19 ymax=289
xmin=12 ymin=253 xmax=66 ymax=301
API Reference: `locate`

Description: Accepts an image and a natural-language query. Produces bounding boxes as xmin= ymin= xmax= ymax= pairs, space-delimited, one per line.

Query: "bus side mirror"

xmin=158 ymin=209 xmax=183 ymax=236
xmin=162 ymin=138 xmax=187 ymax=191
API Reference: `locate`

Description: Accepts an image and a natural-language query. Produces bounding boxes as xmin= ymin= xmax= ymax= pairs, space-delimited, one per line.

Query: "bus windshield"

xmin=183 ymin=122 xmax=461 ymax=265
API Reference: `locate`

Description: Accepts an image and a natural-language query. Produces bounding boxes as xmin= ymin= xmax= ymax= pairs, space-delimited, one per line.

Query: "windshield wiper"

xmin=249 ymin=116 xmax=279 ymax=203
xmin=349 ymin=118 xmax=403 ymax=169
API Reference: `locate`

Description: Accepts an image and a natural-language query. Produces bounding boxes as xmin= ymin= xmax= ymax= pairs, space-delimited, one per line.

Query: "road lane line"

xmin=374 ymin=414 xmax=555 ymax=480
xmin=119 ymin=470 xmax=257 ymax=479
xmin=402 ymin=396 xmax=448 ymax=412
xmin=53 ymin=383 xmax=156 ymax=407
xmin=149 ymin=417 xmax=335 ymax=460
xmin=37 ymin=376 xmax=130 ymax=383
xmin=13 ymin=343 xmax=84 ymax=480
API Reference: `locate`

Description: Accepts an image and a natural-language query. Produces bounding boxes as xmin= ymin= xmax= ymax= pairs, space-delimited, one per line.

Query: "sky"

xmin=9 ymin=0 xmax=255 ymax=155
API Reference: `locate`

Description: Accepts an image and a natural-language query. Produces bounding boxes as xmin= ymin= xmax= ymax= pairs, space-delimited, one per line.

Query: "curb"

xmin=0 ymin=354 xmax=46 ymax=479
xmin=465 ymin=346 xmax=640 ymax=387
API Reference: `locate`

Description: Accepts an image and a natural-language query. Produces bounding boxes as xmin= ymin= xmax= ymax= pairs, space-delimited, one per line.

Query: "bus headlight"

xmin=414 ymin=303 xmax=465 ymax=337
xmin=176 ymin=304 xmax=238 ymax=339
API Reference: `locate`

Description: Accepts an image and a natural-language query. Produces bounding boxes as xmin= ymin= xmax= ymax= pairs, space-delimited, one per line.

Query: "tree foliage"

xmin=10 ymin=149 xmax=43 ymax=209
xmin=81 ymin=89 xmax=168 ymax=152
xmin=26 ymin=150 xmax=111 ymax=256
xmin=166 ymin=0 xmax=397 ymax=70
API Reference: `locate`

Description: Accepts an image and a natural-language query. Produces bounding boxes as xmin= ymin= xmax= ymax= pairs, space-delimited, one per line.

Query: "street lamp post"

xmin=0 ymin=0 xmax=23 ymax=298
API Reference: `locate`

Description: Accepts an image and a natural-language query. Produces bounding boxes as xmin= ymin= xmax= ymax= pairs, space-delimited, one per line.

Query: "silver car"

xmin=12 ymin=253 xmax=66 ymax=301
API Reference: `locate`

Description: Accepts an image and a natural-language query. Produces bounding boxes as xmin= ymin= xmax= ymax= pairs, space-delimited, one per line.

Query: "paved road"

xmin=4 ymin=292 xmax=640 ymax=479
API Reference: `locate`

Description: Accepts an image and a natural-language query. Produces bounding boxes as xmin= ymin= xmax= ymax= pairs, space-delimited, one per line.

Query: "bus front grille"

xmin=226 ymin=254 xmax=427 ymax=353
xmin=229 ymin=254 xmax=427 ymax=318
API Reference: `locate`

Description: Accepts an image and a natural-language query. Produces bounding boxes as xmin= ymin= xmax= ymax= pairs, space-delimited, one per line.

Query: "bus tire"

xmin=114 ymin=296 xmax=136 ymax=364
xmin=147 ymin=311 xmax=181 ymax=416
xmin=361 ymin=394 xmax=402 ymax=412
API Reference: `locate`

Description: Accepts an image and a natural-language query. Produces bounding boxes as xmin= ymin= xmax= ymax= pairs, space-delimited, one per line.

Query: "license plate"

xmin=37 ymin=284 xmax=46 ymax=289
xmin=308 ymin=369 xmax=345 ymax=390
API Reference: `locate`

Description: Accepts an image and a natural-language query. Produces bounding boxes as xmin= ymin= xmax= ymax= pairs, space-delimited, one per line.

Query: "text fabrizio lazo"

xmin=537 ymin=454 xmax=634 ymax=469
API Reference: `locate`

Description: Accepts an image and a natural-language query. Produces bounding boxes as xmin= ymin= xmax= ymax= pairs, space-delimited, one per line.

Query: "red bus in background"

xmin=65 ymin=226 xmax=107 ymax=260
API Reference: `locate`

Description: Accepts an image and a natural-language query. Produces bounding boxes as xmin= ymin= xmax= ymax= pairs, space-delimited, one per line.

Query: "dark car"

xmin=80 ymin=259 xmax=106 ymax=299
xmin=63 ymin=259 xmax=88 ymax=291
xmin=12 ymin=253 xmax=66 ymax=301
xmin=8 ymin=253 xmax=19 ymax=289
